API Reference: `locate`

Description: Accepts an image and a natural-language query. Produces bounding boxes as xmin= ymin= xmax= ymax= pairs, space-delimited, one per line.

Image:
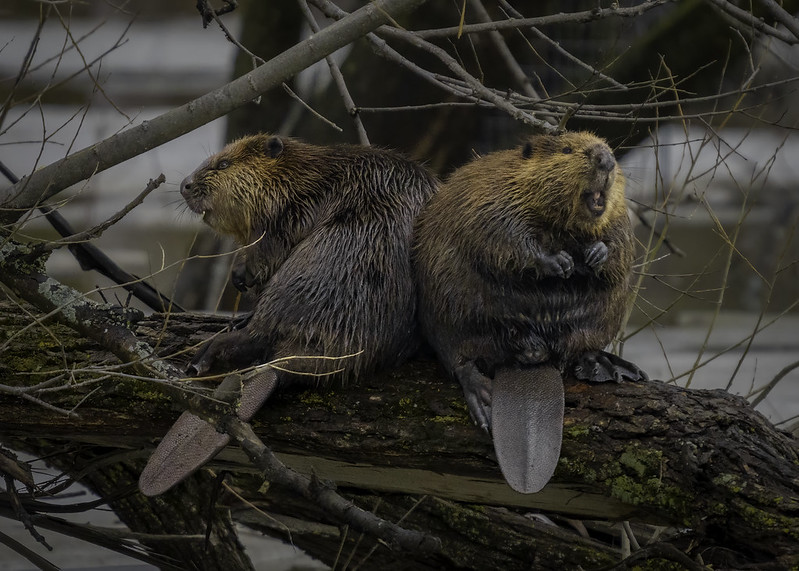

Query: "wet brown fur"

xmin=414 ymin=131 xmax=635 ymax=375
xmin=181 ymin=134 xmax=438 ymax=381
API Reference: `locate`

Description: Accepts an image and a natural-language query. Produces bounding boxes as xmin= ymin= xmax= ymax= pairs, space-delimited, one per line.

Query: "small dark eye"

xmin=216 ymin=160 xmax=230 ymax=170
xmin=562 ymin=146 xmax=573 ymax=154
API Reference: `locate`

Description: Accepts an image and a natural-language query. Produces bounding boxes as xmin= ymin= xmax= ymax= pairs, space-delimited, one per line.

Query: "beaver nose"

xmin=589 ymin=145 xmax=616 ymax=172
xmin=180 ymin=175 xmax=193 ymax=198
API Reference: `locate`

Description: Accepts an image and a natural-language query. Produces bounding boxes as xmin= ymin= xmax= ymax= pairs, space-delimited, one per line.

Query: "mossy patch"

xmin=558 ymin=455 xmax=598 ymax=482
xmin=607 ymin=474 xmax=692 ymax=524
xmin=734 ymin=500 xmax=799 ymax=540
xmin=431 ymin=415 xmax=467 ymax=424
xmin=564 ymin=423 xmax=590 ymax=439
xmin=713 ymin=472 xmax=743 ymax=493
xmin=590 ymin=443 xmax=695 ymax=524
xmin=619 ymin=445 xmax=665 ymax=479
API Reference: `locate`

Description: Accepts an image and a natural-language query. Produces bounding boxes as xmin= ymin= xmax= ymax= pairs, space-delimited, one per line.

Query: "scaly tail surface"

xmin=491 ymin=364 xmax=564 ymax=494
xmin=138 ymin=368 xmax=279 ymax=496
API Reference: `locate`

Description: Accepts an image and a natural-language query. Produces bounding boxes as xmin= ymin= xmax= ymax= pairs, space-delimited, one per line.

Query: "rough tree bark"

xmin=0 ymin=302 xmax=797 ymax=570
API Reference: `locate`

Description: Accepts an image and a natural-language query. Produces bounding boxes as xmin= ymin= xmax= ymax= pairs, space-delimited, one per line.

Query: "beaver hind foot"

xmin=572 ymin=350 xmax=648 ymax=383
xmin=453 ymin=361 xmax=493 ymax=431
xmin=187 ymin=329 xmax=263 ymax=376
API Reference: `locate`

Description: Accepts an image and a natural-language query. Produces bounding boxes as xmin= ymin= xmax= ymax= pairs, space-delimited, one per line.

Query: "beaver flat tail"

xmin=139 ymin=411 xmax=231 ymax=496
xmin=490 ymin=364 xmax=564 ymax=494
xmin=139 ymin=369 xmax=279 ymax=496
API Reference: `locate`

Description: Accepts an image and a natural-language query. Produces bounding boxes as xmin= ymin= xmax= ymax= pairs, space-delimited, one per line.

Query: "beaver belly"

xmin=520 ymin=286 xmax=620 ymax=358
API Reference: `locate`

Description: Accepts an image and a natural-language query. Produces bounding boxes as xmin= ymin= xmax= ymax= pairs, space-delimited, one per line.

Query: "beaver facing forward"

xmin=414 ymin=131 xmax=647 ymax=493
xmin=139 ymin=134 xmax=437 ymax=496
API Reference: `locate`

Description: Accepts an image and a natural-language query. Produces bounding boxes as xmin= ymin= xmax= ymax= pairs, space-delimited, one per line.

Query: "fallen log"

xmin=0 ymin=302 xmax=796 ymax=569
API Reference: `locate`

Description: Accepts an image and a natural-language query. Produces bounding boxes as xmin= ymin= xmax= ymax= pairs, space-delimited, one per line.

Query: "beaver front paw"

xmin=584 ymin=241 xmax=609 ymax=273
xmin=535 ymin=250 xmax=574 ymax=279
xmin=231 ymin=263 xmax=255 ymax=292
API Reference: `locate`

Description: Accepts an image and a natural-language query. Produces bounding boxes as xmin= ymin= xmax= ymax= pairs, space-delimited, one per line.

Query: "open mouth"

xmin=585 ymin=190 xmax=606 ymax=217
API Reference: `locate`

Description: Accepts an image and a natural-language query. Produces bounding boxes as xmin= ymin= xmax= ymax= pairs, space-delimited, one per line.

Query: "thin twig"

xmin=376 ymin=26 xmax=555 ymax=131
xmin=755 ymin=0 xmax=799 ymax=41
xmin=3 ymin=475 xmax=52 ymax=551
xmin=704 ymin=0 xmax=798 ymax=44
xmin=358 ymin=101 xmax=487 ymax=112
xmin=749 ymin=359 xmax=799 ymax=407
xmin=308 ymin=0 xmax=486 ymax=108
xmin=51 ymin=6 xmax=131 ymax=122
xmin=467 ymin=0 xmax=542 ymax=100
xmin=496 ymin=0 xmax=627 ymax=90
xmin=631 ymin=206 xmax=685 ymax=257
xmin=413 ymin=0 xmax=676 ymax=39
xmin=297 ymin=0 xmax=370 ymax=145
xmin=0 ymin=11 xmax=46 ymax=132
xmin=0 ymin=529 xmax=58 ymax=571
xmin=43 ymin=174 xmax=165 ymax=251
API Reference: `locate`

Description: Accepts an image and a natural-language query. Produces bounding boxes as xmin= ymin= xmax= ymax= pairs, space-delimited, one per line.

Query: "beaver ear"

xmin=522 ymin=141 xmax=534 ymax=159
xmin=265 ymin=136 xmax=284 ymax=158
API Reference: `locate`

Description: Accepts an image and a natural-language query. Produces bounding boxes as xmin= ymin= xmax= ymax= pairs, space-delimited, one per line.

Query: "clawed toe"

xmin=572 ymin=350 xmax=647 ymax=384
xmin=454 ymin=361 xmax=494 ymax=433
xmin=187 ymin=344 xmax=213 ymax=376
xmin=230 ymin=311 xmax=253 ymax=331
xmin=584 ymin=241 xmax=609 ymax=272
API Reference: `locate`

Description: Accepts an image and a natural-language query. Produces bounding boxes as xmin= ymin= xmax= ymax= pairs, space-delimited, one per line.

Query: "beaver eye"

xmin=216 ymin=160 xmax=230 ymax=170
xmin=562 ymin=146 xmax=573 ymax=155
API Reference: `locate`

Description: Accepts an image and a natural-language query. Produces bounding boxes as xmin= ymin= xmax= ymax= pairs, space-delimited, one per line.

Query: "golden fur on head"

xmin=454 ymin=131 xmax=628 ymax=238
xmin=181 ymin=134 xmax=317 ymax=245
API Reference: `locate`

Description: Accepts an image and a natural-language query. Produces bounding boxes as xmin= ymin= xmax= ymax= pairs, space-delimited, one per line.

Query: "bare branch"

xmin=467 ymin=0 xmax=543 ymax=101
xmin=376 ymin=27 xmax=556 ymax=131
xmin=0 ymin=12 xmax=46 ymax=133
xmin=750 ymin=359 xmax=799 ymax=407
xmin=297 ymin=0 xmax=370 ymax=145
xmin=704 ymin=0 xmax=798 ymax=44
xmin=0 ymin=161 xmax=181 ymax=313
xmin=755 ymin=0 xmax=799 ymax=41
xmin=43 ymin=174 xmax=166 ymax=251
xmin=413 ymin=1 xmax=677 ymax=39
xmin=496 ymin=0 xmax=628 ymax=91
xmin=281 ymin=83 xmax=344 ymax=133
xmin=309 ymin=0 xmax=488 ymax=106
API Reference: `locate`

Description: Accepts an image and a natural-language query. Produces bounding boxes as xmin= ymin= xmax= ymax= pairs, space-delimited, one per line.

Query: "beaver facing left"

xmin=139 ymin=134 xmax=437 ymax=496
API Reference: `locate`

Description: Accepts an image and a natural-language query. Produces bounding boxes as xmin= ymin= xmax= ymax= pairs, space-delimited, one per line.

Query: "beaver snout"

xmin=588 ymin=144 xmax=615 ymax=173
xmin=179 ymin=174 xmax=207 ymax=215
xmin=180 ymin=175 xmax=194 ymax=199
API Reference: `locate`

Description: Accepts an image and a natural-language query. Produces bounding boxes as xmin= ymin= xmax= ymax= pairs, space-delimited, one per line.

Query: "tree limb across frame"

xmin=0 ymin=299 xmax=796 ymax=570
